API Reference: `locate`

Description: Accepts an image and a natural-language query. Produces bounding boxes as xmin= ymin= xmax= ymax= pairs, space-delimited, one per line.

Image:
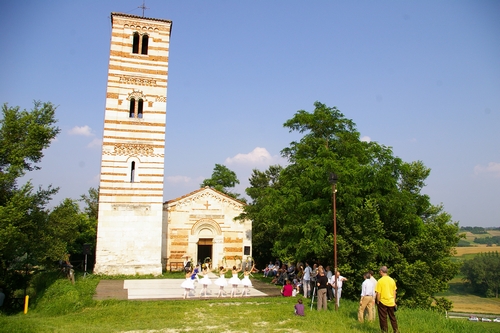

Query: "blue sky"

xmin=0 ymin=1 xmax=498 ymax=227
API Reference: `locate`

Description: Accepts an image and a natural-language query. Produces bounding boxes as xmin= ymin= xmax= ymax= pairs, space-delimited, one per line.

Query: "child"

xmin=240 ymin=264 xmax=255 ymax=297
xmin=295 ymin=298 xmax=305 ymax=316
xmin=214 ymin=266 xmax=228 ymax=297
xmin=228 ymin=265 xmax=242 ymax=298
xmin=181 ymin=270 xmax=195 ymax=299
xmin=199 ymin=265 xmax=212 ymax=297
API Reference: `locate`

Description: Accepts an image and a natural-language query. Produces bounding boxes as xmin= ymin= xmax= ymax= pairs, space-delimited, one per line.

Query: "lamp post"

xmin=329 ymin=172 xmax=338 ymax=311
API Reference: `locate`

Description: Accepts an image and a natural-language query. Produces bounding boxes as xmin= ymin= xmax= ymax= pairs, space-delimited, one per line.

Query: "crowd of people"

xmin=265 ymin=260 xmax=399 ymax=331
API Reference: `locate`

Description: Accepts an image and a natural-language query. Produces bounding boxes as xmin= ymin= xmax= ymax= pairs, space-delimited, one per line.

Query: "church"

xmin=94 ymin=12 xmax=252 ymax=275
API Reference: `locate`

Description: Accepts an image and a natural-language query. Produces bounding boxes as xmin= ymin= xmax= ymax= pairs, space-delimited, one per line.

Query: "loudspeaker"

xmin=82 ymin=243 xmax=92 ymax=255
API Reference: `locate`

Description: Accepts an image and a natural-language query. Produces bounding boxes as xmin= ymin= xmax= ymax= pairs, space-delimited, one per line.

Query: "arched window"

xmin=137 ymin=99 xmax=144 ymax=118
xmin=129 ymin=98 xmax=136 ymax=118
xmin=141 ymin=35 xmax=149 ymax=55
xmin=130 ymin=161 xmax=136 ymax=183
xmin=132 ymin=32 xmax=140 ymax=54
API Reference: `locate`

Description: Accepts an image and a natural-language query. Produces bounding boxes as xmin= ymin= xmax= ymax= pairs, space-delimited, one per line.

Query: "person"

xmin=0 ymin=288 xmax=5 ymax=308
xmin=358 ymin=272 xmax=375 ymax=322
xmin=199 ymin=265 xmax=212 ymax=297
xmin=316 ymin=266 xmax=328 ymax=311
xmin=214 ymin=266 xmax=228 ymax=297
xmin=294 ymin=298 xmax=305 ymax=316
xmin=281 ymin=279 xmax=293 ymax=297
xmin=263 ymin=261 xmax=273 ymax=277
xmin=228 ymin=265 xmax=242 ymax=298
xmin=303 ymin=262 xmax=312 ymax=298
xmin=332 ymin=271 xmax=348 ymax=308
xmin=181 ymin=270 xmax=195 ymax=299
xmin=241 ymin=264 xmax=255 ymax=297
xmin=369 ymin=270 xmax=378 ymax=319
xmin=375 ymin=266 xmax=399 ymax=333
xmin=310 ymin=264 xmax=318 ymax=296
xmin=325 ymin=266 xmax=333 ymax=301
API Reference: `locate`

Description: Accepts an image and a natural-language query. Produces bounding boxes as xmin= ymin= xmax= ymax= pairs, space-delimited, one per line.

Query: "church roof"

xmin=111 ymin=12 xmax=172 ymax=24
xmin=164 ymin=186 xmax=247 ymax=206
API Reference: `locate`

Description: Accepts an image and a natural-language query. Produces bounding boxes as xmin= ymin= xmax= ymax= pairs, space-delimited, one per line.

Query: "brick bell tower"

xmin=94 ymin=12 xmax=172 ymax=275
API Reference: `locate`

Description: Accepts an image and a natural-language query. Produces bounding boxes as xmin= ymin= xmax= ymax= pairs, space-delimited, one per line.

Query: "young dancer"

xmin=181 ymin=269 xmax=195 ymax=299
xmin=199 ymin=265 xmax=212 ymax=297
xmin=241 ymin=264 xmax=255 ymax=297
xmin=214 ymin=266 xmax=228 ymax=297
xmin=228 ymin=265 xmax=242 ymax=298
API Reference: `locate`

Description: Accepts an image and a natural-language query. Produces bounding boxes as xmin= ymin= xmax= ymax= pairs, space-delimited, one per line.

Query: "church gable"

xmin=163 ymin=187 xmax=251 ymax=269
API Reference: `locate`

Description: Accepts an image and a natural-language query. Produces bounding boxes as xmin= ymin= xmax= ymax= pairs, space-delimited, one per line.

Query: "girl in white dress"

xmin=214 ymin=266 xmax=228 ymax=297
xmin=228 ymin=265 xmax=242 ymax=298
xmin=199 ymin=266 xmax=212 ymax=297
xmin=241 ymin=264 xmax=255 ymax=297
xmin=181 ymin=270 xmax=195 ymax=299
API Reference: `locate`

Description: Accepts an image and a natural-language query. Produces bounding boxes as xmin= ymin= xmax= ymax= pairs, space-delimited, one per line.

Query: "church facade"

xmin=94 ymin=12 xmax=251 ymax=275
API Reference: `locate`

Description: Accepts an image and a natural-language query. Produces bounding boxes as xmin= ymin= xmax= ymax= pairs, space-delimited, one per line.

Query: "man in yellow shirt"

xmin=375 ymin=266 xmax=398 ymax=333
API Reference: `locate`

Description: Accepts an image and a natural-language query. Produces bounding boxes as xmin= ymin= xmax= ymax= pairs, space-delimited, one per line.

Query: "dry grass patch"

xmin=448 ymin=294 xmax=500 ymax=314
xmin=454 ymin=245 xmax=498 ymax=256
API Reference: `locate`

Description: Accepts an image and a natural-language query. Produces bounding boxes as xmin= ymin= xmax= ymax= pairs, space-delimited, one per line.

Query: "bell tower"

xmin=94 ymin=12 xmax=172 ymax=275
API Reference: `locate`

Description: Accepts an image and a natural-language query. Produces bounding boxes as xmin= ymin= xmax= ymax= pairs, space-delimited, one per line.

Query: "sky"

xmin=0 ymin=1 xmax=499 ymax=228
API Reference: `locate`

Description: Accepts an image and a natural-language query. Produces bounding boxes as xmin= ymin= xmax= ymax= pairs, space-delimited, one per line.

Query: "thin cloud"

xmin=225 ymin=147 xmax=284 ymax=166
xmin=87 ymin=138 xmax=102 ymax=148
xmin=69 ymin=125 xmax=94 ymax=136
xmin=166 ymin=175 xmax=192 ymax=184
xmin=474 ymin=162 xmax=500 ymax=178
xmin=360 ymin=136 xmax=371 ymax=143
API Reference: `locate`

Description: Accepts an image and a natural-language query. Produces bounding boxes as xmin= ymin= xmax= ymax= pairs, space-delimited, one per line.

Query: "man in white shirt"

xmin=332 ymin=271 xmax=348 ymax=307
xmin=358 ymin=272 xmax=375 ymax=322
xmin=303 ymin=262 xmax=312 ymax=298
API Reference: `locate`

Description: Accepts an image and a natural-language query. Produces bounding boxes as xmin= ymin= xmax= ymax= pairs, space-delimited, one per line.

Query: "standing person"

xmin=199 ymin=265 xmax=212 ymax=297
xmin=181 ymin=270 xmax=195 ymax=299
xmin=375 ymin=266 xmax=399 ymax=333
xmin=228 ymin=265 xmax=242 ymax=298
xmin=358 ymin=272 xmax=375 ymax=322
xmin=369 ymin=270 xmax=378 ymax=320
xmin=241 ymin=264 xmax=255 ymax=297
xmin=333 ymin=271 xmax=348 ymax=308
xmin=316 ymin=266 xmax=328 ymax=311
xmin=214 ymin=266 xmax=228 ymax=297
xmin=310 ymin=264 xmax=318 ymax=296
xmin=294 ymin=298 xmax=305 ymax=316
xmin=303 ymin=262 xmax=312 ymax=298
xmin=325 ymin=266 xmax=333 ymax=301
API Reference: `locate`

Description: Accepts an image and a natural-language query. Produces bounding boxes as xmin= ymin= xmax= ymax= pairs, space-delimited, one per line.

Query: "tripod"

xmin=310 ymin=284 xmax=318 ymax=310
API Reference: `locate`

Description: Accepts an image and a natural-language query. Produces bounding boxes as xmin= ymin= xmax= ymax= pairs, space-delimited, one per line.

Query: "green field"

xmin=1 ymin=272 xmax=500 ymax=333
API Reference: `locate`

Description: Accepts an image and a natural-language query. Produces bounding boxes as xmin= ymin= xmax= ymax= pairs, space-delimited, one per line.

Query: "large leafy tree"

xmin=0 ymin=101 xmax=61 ymax=295
xmin=461 ymin=252 xmax=500 ymax=298
xmin=240 ymin=101 xmax=460 ymax=307
xmin=201 ymin=164 xmax=245 ymax=202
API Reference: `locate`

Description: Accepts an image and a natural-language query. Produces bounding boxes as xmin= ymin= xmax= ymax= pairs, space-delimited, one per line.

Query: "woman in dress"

xmin=241 ymin=264 xmax=255 ymax=297
xmin=214 ymin=266 xmax=228 ymax=297
xmin=228 ymin=265 xmax=242 ymax=298
xmin=181 ymin=269 xmax=195 ymax=299
xmin=199 ymin=265 xmax=212 ymax=297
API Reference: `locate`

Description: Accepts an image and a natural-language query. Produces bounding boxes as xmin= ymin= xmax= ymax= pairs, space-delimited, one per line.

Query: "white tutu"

xmin=215 ymin=274 xmax=228 ymax=287
xmin=241 ymin=275 xmax=252 ymax=287
xmin=181 ymin=278 xmax=195 ymax=289
xmin=228 ymin=273 xmax=241 ymax=285
xmin=200 ymin=275 xmax=212 ymax=285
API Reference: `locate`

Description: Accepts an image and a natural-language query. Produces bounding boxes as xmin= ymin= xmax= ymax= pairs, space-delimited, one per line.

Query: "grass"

xmin=2 ymin=273 xmax=500 ymax=333
xmin=454 ymin=245 xmax=499 ymax=256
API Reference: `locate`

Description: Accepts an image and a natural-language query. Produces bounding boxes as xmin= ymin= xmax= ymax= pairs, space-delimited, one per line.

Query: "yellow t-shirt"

xmin=375 ymin=275 xmax=397 ymax=307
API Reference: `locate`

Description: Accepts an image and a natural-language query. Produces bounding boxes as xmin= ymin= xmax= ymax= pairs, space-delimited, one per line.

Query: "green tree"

xmin=461 ymin=252 xmax=500 ymax=298
xmin=201 ymin=164 xmax=245 ymax=202
xmin=0 ymin=101 xmax=61 ymax=295
xmin=241 ymin=101 xmax=460 ymax=307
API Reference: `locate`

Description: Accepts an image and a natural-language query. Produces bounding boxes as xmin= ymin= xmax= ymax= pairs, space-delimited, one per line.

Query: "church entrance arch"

xmin=191 ymin=218 xmax=221 ymax=268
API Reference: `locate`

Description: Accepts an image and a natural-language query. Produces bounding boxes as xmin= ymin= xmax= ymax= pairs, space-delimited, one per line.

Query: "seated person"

xmin=271 ymin=272 xmax=280 ymax=284
xmin=281 ymin=280 xmax=293 ymax=297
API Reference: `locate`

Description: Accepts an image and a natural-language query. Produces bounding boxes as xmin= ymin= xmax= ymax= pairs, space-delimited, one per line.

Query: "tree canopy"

xmin=201 ymin=164 xmax=245 ymax=202
xmin=461 ymin=252 xmax=500 ymax=298
xmin=240 ymin=101 xmax=460 ymax=308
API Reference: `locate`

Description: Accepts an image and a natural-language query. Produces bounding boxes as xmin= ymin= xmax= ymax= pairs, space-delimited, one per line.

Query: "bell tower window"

xmin=132 ymin=32 xmax=149 ymax=55
xmin=130 ymin=161 xmax=136 ymax=183
xmin=129 ymin=98 xmax=145 ymax=118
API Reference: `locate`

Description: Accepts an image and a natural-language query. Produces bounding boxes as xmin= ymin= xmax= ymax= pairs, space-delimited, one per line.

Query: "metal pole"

xmin=333 ymin=183 xmax=338 ymax=311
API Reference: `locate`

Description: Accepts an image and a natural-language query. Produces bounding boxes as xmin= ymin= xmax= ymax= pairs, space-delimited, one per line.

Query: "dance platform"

xmin=94 ymin=272 xmax=281 ymax=300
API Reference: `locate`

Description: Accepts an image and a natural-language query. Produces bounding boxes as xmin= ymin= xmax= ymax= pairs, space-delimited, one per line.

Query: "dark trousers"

xmin=327 ymin=284 xmax=333 ymax=300
xmin=377 ymin=302 xmax=398 ymax=333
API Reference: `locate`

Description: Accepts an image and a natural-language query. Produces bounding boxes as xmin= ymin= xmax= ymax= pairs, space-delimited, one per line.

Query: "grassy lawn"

xmin=2 ymin=273 xmax=500 ymax=333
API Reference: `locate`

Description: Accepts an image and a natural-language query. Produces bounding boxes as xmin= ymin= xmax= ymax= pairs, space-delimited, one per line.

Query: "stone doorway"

xmin=197 ymin=238 xmax=212 ymax=267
